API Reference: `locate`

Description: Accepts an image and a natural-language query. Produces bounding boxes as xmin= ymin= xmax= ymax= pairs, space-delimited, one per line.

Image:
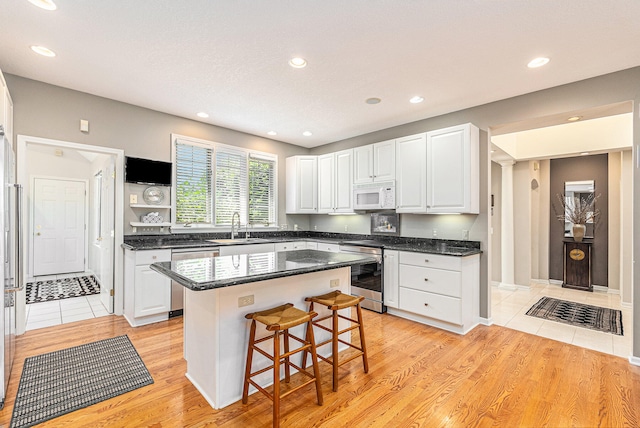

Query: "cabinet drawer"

xmin=399 ymin=287 xmax=462 ymax=325
xmin=318 ymin=243 xmax=340 ymax=252
xmin=275 ymin=242 xmax=294 ymax=251
xmin=399 ymin=264 xmax=461 ymax=297
xmin=135 ymin=249 xmax=171 ymax=265
xmin=399 ymin=251 xmax=461 ymax=271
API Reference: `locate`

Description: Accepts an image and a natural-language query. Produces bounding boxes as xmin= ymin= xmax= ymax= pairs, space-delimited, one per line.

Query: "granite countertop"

xmin=150 ymin=249 xmax=377 ymax=291
xmin=124 ymin=231 xmax=481 ymax=256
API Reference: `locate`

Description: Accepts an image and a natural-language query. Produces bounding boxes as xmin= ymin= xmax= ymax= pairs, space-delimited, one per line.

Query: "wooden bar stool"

xmin=242 ymin=303 xmax=323 ymax=428
xmin=302 ymin=290 xmax=369 ymax=392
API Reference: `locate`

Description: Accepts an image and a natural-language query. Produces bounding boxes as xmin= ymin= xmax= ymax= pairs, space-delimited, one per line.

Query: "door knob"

xmin=36 ymin=232 xmax=41 ymax=236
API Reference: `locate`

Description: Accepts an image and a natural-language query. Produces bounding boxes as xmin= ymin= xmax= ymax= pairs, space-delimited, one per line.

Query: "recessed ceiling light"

xmin=527 ymin=57 xmax=550 ymax=68
xmin=289 ymin=57 xmax=307 ymax=68
xmin=365 ymin=97 xmax=381 ymax=105
xmin=196 ymin=112 xmax=209 ymax=118
xmin=580 ymin=152 xmax=590 ymax=156
xmin=302 ymin=131 xmax=313 ymax=136
xmin=267 ymin=131 xmax=277 ymax=136
xmin=567 ymin=116 xmax=582 ymax=122
xmin=409 ymin=96 xmax=424 ymax=104
xmin=30 ymin=45 xmax=56 ymax=57
xmin=27 ymin=0 xmax=57 ymax=10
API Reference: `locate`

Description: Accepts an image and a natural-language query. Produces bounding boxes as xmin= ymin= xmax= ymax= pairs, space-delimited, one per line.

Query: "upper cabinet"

xmin=395 ymin=133 xmax=427 ymax=213
xmin=395 ymin=124 xmax=479 ymax=214
xmin=286 ymin=156 xmax=318 ymax=214
xmin=0 ymin=69 xmax=13 ymax=144
xmin=318 ymin=149 xmax=353 ymax=214
xmin=426 ymin=123 xmax=479 ymax=214
xmin=353 ymin=139 xmax=395 ymax=184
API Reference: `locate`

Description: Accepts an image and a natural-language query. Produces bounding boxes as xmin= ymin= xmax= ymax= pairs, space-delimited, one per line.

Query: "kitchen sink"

xmin=205 ymin=238 xmax=270 ymax=244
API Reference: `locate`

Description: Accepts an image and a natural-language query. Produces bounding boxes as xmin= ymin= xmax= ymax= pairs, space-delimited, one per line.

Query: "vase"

xmin=572 ymin=224 xmax=586 ymax=242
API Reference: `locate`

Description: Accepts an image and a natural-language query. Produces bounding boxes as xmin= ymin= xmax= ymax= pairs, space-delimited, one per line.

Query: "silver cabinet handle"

xmin=424 ymin=259 xmax=429 ymax=263
xmin=424 ymin=278 xmax=429 ymax=282
xmin=424 ymin=303 xmax=429 ymax=307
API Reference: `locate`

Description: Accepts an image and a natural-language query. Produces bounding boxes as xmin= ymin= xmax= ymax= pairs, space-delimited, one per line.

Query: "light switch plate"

xmin=130 ymin=194 xmax=138 ymax=204
xmin=238 ymin=295 xmax=254 ymax=307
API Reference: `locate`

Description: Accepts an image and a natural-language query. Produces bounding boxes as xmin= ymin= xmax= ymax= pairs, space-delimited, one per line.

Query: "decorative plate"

xmin=143 ymin=186 xmax=165 ymax=205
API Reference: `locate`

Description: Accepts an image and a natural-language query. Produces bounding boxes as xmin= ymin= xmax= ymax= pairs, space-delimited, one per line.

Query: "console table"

xmin=562 ymin=239 xmax=592 ymax=292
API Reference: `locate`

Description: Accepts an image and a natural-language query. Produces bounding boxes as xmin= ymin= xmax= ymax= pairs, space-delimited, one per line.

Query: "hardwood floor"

xmin=1 ymin=311 xmax=639 ymax=427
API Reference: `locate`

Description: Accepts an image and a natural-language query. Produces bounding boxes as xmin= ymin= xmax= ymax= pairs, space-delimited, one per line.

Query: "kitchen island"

xmin=150 ymin=249 xmax=375 ymax=409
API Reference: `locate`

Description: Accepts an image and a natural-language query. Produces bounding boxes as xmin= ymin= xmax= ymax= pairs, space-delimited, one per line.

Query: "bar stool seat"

xmin=303 ymin=290 xmax=369 ymax=392
xmin=242 ymin=303 xmax=323 ymax=428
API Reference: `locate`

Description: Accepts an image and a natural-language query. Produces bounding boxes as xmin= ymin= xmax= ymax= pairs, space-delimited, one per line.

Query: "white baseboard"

xmin=531 ymin=278 xmax=550 ymax=285
xmin=549 ymin=279 xmax=563 ymax=286
xmin=498 ymin=282 xmax=518 ymax=291
xmin=479 ymin=317 xmax=492 ymax=326
xmin=621 ymin=301 xmax=633 ymax=309
xmin=629 ymin=356 xmax=640 ymax=367
xmin=491 ymin=281 xmax=500 ymax=288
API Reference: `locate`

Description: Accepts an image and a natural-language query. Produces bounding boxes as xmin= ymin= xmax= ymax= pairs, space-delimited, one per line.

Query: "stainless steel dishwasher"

xmin=170 ymin=247 xmax=219 ymax=317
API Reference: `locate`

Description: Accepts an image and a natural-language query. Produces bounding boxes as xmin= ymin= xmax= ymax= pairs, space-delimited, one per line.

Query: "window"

xmin=173 ymin=136 xmax=277 ymax=228
xmin=175 ymin=141 xmax=213 ymax=224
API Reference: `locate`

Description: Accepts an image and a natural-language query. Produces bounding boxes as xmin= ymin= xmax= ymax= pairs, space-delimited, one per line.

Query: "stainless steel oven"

xmin=339 ymin=243 xmax=385 ymax=313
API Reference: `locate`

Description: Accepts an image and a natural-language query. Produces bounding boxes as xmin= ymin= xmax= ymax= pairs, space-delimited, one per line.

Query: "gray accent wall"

xmin=549 ymin=155 xmax=608 ymax=286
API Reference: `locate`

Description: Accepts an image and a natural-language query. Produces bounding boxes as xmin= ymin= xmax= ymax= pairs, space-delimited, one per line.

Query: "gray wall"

xmin=549 ymin=155 xmax=608 ymax=286
xmin=4 ymin=74 xmax=310 ymax=233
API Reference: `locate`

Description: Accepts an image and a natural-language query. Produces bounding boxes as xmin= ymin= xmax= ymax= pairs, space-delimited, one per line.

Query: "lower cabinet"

xmin=124 ymin=249 xmax=172 ymax=327
xmin=218 ymin=243 xmax=275 ymax=256
xmin=383 ymin=250 xmax=399 ymax=308
xmin=274 ymin=241 xmax=307 ymax=252
xmin=386 ymin=250 xmax=480 ymax=334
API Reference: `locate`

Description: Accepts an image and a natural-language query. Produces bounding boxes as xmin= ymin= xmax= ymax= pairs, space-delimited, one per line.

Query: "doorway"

xmin=32 ymin=177 xmax=87 ymax=276
xmin=16 ymin=136 xmax=125 ymax=335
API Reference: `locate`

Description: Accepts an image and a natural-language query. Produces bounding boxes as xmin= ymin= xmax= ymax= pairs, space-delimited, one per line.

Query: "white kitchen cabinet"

xmin=426 ymin=123 xmax=479 ymax=214
xmin=218 ymin=243 xmax=275 ymax=256
xmin=286 ymin=156 xmax=317 ymax=214
xmin=318 ymin=149 xmax=353 ymax=214
xmin=395 ymin=133 xmax=427 ymax=213
xmin=387 ymin=251 xmax=479 ymax=334
xmin=274 ymin=241 xmax=307 ymax=252
xmin=124 ymin=249 xmax=172 ymax=327
xmin=0 ymin=70 xmax=13 ymax=143
xmin=305 ymin=241 xmax=318 ymax=250
xmin=316 ymin=242 xmax=340 ymax=252
xmin=383 ymin=250 xmax=399 ymax=309
xmin=353 ymin=140 xmax=395 ymax=184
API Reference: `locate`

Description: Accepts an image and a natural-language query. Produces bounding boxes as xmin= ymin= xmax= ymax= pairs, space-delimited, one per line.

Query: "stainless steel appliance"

xmin=353 ymin=181 xmax=395 ymax=210
xmin=339 ymin=242 xmax=385 ymax=313
xmin=1 ymin=126 xmax=22 ymax=408
xmin=170 ymin=248 xmax=219 ymax=317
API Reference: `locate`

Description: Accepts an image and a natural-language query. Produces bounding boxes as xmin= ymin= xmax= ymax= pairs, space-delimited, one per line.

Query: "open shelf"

xmin=130 ymin=204 xmax=171 ymax=209
xmin=130 ymin=222 xmax=172 ymax=227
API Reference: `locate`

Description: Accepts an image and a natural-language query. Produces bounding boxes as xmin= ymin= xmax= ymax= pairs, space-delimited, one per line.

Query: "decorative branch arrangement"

xmin=554 ymin=192 xmax=601 ymax=225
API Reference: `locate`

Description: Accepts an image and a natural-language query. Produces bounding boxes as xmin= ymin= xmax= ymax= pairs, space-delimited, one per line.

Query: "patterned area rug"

xmin=10 ymin=335 xmax=153 ymax=428
xmin=526 ymin=296 xmax=623 ymax=335
xmin=25 ymin=275 xmax=100 ymax=304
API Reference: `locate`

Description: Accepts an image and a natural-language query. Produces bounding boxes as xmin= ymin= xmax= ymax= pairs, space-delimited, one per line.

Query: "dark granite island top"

xmin=150 ymin=249 xmax=376 ymax=291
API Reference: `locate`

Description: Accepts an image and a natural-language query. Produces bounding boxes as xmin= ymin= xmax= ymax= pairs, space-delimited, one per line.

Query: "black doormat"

xmin=526 ymin=296 xmax=623 ymax=336
xmin=25 ymin=275 xmax=100 ymax=304
xmin=10 ymin=335 xmax=153 ymax=428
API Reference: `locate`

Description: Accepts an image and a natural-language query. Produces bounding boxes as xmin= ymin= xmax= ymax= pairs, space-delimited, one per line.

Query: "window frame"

xmin=171 ymin=134 xmax=278 ymax=232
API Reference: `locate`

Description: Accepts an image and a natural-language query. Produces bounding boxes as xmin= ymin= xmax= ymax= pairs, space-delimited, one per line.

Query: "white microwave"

xmin=353 ymin=181 xmax=396 ymax=210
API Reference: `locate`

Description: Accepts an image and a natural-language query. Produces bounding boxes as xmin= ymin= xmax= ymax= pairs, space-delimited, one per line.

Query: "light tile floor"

xmin=25 ymin=273 xmax=111 ymax=331
xmin=491 ymin=282 xmax=632 ymax=359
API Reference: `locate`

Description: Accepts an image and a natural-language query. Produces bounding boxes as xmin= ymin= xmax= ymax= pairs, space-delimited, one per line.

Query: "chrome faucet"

xmin=231 ymin=212 xmax=240 ymax=240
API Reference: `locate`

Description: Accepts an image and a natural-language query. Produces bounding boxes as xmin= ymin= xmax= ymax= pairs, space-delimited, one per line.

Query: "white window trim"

xmin=170 ymin=133 xmax=278 ymax=232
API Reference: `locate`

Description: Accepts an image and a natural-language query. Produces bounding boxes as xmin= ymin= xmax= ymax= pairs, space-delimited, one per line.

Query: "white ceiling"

xmin=2 ymin=1 xmax=640 ymax=148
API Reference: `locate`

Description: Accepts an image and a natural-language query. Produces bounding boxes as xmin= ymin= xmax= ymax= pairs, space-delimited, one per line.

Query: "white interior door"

xmin=33 ymin=178 xmax=86 ymax=276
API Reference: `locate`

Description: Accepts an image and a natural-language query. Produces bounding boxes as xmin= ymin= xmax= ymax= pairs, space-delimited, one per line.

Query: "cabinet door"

xmin=317 ymin=153 xmax=335 ymax=213
xmin=395 ymin=133 xmax=427 ymax=213
xmin=373 ymin=140 xmax=396 ymax=182
xmin=134 ymin=265 xmax=171 ymax=317
xmin=353 ymin=145 xmax=373 ymax=184
xmin=286 ymin=156 xmax=317 ymax=213
xmin=334 ymin=149 xmax=353 ymax=213
xmin=383 ymin=250 xmax=399 ymax=309
xmin=426 ymin=124 xmax=479 ymax=213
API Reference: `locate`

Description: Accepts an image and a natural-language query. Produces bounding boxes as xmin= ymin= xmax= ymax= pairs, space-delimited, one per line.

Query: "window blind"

xmin=175 ymin=141 xmax=213 ymax=224
xmin=248 ymin=155 xmax=276 ymax=225
xmin=215 ymin=148 xmax=247 ymax=225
